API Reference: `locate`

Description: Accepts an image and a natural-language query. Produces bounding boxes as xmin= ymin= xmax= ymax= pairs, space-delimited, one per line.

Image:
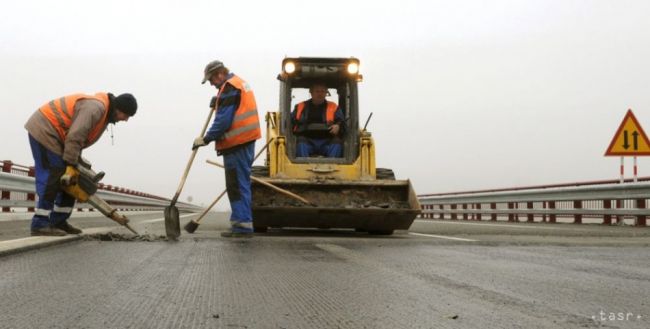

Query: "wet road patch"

xmin=83 ymin=233 xmax=169 ymax=242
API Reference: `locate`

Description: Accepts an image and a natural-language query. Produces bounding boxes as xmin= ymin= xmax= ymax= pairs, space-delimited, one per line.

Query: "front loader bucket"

xmin=251 ymin=179 xmax=421 ymax=234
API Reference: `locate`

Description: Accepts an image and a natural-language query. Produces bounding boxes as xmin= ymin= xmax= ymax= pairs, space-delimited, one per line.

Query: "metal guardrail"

xmin=418 ymin=179 xmax=650 ymax=226
xmin=0 ymin=171 xmax=201 ymax=213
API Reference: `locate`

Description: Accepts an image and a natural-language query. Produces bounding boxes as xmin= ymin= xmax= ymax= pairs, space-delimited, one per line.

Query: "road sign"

xmin=605 ymin=109 xmax=650 ymax=156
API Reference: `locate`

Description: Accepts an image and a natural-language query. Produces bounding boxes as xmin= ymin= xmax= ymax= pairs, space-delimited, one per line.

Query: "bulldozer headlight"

xmin=284 ymin=62 xmax=296 ymax=74
xmin=347 ymin=62 xmax=359 ymax=74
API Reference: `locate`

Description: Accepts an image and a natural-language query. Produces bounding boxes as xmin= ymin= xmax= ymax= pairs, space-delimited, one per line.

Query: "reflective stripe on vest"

xmin=293 ymin=101 xmax=338 ymax=131
xmin=216 ymin=75 xmax=261 ymax=151
xmin=38 ymin=93 xmax=110 ymax=145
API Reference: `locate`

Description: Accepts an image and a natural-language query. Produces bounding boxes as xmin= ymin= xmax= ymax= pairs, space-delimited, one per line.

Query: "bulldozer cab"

xmin=278 ymin=57 xmax=362 ymax=164
xmin=252 ymin=56 xmax=420 ymax=235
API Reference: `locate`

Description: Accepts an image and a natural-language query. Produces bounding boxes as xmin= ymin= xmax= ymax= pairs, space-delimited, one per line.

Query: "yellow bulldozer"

xmin=251 ymin=57 xmax=420 ymax=235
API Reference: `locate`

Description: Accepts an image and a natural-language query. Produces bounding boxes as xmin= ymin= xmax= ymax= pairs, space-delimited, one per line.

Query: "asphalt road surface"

xmin=0 ymin=212 xmax=649 ymax=329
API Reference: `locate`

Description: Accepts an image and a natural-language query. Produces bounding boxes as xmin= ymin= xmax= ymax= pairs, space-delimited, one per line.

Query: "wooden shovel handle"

xmin=194 ymin=189 xmax=228 ymax=224
xmin=171 ymin=105 xmax=216 ymax=205
xmin=249 ymin=175 xmax=315 ymax=206
xmin=205 ymin=158 xmax=315 ymax=207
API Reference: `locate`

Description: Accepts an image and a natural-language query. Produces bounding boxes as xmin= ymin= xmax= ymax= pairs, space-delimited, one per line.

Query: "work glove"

xmin=60 ymin=165 xmax=79 ymax=186
xmin=192 ymin=136 xmax=208 ymax=150
xmin=209 ymin=96 xmax=218 ymax=108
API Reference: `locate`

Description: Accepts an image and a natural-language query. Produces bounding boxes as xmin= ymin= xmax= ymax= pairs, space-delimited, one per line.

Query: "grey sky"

xmin=2 ymin=0 xmax=650 ymax=208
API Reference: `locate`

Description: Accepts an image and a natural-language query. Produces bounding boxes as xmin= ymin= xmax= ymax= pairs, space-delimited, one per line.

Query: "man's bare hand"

xmin=329 ymin=124 xmax=340 ymax=135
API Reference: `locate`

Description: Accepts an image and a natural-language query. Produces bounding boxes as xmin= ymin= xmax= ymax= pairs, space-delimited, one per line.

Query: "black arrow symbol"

xmin=623 ymin=130 xmax=630 ymax=149
xmin=633 ymin=131 xmax=639 ymax=150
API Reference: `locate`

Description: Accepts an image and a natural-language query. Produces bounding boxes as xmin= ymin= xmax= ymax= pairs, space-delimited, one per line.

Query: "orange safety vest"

xmin=215 ymin=75 xmax=262 ymax=151
xmin=38 ymin=93 xmax=110 ymax=146
xmin=294 ymin=101 xmax=338 ymax=131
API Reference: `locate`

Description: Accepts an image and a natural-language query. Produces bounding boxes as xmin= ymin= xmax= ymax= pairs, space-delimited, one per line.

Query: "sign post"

xmin=620 ymin=157 xmax=624 ymax=183
xmin=605 ymin=109 xmax=650 ymax=183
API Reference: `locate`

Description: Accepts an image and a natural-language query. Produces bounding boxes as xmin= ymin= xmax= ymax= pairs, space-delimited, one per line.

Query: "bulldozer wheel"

xmin=254 ymin=226 xmax=268 ymax=233
xmin=368 ymin=230 xmax=394 ymax=235
xmin=376 ymin=168 xmax=396 ymax=180
xmin=251 ymin=165 xmax=269 ymax=177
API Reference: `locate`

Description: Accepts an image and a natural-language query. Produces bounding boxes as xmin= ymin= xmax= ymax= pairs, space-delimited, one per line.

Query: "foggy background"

xmin=2 ymin=0 xmax=649 ymax=209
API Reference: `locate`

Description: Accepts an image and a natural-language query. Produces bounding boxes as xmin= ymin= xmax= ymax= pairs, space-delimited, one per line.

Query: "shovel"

xmin=164 ymin=102 xmax=216 ymax=239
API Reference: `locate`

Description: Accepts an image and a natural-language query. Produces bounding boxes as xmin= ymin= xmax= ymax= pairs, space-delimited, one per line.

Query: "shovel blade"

xmin=164 ymin=205 xmax=181 ymax=239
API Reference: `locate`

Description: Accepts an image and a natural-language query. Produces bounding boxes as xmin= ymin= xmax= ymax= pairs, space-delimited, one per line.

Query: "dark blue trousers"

xmin=296 ymin=138 xmax=342 ymax=157
xmin=28 ymin=134 xmax=76 ymax=230
xmin=223 ymin=142 xmax=255 ymax=233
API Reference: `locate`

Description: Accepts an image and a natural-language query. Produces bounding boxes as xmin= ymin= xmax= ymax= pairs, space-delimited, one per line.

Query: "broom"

xmin=183 ymin=189 xmax=227 ymax=233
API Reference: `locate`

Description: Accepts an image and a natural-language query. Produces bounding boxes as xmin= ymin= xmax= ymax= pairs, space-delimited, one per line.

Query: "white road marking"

xmin=140 ymin=213 xmax=196 ymax=224
xmin=414 ymin=219 xmax=562 ymax=230
xmin=408 ymin=232 xmax=478 ymax=242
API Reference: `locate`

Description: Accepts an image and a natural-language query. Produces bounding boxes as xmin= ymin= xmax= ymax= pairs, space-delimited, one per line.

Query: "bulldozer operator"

xmin=290 ymin=82 xmax=346 ymax=157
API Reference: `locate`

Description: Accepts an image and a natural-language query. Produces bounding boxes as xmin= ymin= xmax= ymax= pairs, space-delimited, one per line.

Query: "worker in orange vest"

xmin=24 ymin=93 xmax=137 ymax=236
xmin=291 ymin=82 xmax=345 ymax=157
xmin=192 ymin=60 xmax=261 ymax=238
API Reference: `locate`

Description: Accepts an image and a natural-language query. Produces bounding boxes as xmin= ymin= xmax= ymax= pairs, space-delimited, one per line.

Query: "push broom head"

xmin=184 ymin=220 xmax=200 ymax=234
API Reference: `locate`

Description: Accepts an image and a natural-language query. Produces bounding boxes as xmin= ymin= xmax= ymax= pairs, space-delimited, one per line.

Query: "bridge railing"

xmin=1 ymin=160 xmax=200 ymax=213
xmin=418 ymin=178 xmax=650 ymax=227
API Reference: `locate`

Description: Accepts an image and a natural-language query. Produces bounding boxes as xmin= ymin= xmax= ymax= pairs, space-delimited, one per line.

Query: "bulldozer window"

xmin=290 ymin=87 xmax=340 ymax=112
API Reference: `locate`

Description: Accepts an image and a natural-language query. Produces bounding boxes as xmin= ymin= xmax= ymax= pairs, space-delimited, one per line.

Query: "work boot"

xmin=31 ymin=226 xmax=67 ymax=237
xmin=220 ymin=231 xmax=253 ymax=238
xmin=55 ymin=222 xmax=82 ymax=234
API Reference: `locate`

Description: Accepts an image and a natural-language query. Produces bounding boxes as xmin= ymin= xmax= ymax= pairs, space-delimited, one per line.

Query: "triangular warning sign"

xmin=605 ymin=109 xmax=650 ymax=156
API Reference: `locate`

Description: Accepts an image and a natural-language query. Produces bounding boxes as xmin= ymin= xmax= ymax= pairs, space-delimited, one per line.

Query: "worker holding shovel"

xmin=192 ymin=60 xmax=261 ymax=238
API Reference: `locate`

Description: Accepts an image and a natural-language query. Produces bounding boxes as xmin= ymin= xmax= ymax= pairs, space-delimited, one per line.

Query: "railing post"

xmin=616 ymin=199 xmax=623 ymax=224
xmin=470 ymin=204 xmax=475 ymax=220
xmin=548 ymin=201 xmax=556 ymax=223
xmin=451 ymin=204 xmax=457 ymax=220
xmin=2 ymin=160 xmax=13 ymax=212
xmin=527 ymin=202 xmax=534 ymax=222
xmin=636 ymin=199 xmax=647 ymax=226
xmin=476 ymin=203 xmax=482 ymax=221
xmin=462 ymin=204 xmax=468 ymax=220
xmin=515 ymin=202 xmax=520 ymax=221
xmin=27 ymin=166 xmax=36 ymax=212
xmin=490 ymin=203 xmax=496 ymax=221
xmin=573 ymin=200 xmax=582 ymax=224
xmin=603 ymin=200 xmax=612 ymax=225
xmin=508 ymin=202 xmax=515 ymax=222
